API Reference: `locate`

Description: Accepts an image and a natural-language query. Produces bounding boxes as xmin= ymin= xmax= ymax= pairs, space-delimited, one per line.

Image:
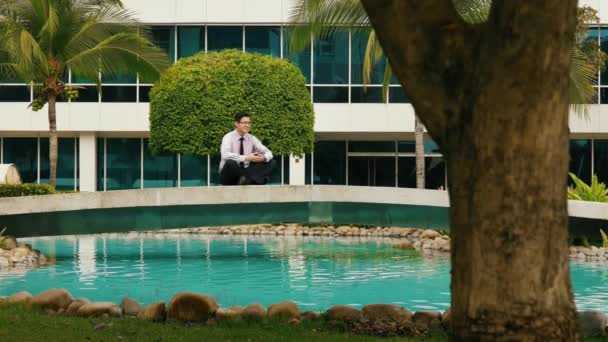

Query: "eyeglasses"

xmin=238 ymin=121 xmax=251 ymax=125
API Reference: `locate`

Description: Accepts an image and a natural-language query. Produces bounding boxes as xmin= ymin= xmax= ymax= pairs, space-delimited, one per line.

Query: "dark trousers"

xmin=220 ymin=159 xmax=277 ymax=185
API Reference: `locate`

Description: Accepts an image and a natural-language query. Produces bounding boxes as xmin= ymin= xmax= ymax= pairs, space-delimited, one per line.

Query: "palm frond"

xmin=67 ymin=32 xmax=168 ymax=83
xmin=287 ymin=0 xmax=368 ymax=54
xmin=362 ymin=30 xmax=383 ymax=87
xmin=453 ymin=0 xmax=491 ymax=24
xmin=0 ymin=0 xmax=168 ymax=86
xmin=382 ymin=59 xmax=392 ymax=103
xmin=569 ymin=46 xmax=597 ymax=119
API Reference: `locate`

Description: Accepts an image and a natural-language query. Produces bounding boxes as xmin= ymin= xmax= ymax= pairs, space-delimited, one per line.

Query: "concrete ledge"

xmin=0 ymin=186 xmax=606 ymax=238
xmin=0 ymin=186 xmax=450 ymax=216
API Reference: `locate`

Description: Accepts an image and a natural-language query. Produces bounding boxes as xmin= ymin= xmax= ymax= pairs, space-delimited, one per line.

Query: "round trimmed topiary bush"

xmin=149 ymin=50 xmax=314 ymax=156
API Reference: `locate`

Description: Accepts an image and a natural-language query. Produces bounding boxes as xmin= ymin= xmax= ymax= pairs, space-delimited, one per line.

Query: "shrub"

xmin=149 ymin=50 xmax=314 ymax=156
xmin=0 ymin=184 xmax=56 ymax=198
xmin=567 ymin=173 xmax=608 ymax=202
xmin=601 ymin=229 xmax=608 ymax=248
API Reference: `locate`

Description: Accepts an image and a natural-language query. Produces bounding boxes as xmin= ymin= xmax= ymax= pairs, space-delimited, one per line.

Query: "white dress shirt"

xmin=219 ymin=130 xmax=273 ymax=171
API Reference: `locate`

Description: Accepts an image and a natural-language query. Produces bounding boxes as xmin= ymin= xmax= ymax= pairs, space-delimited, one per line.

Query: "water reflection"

xmin=0 ymin=234 xmax=604 ymax=315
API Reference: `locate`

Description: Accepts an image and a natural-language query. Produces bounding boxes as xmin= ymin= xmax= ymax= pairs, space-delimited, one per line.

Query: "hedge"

xmin=149 ymin=50 xmax=315 ymax=156
xmin=0 ymin=184 xmax=56 ymax=198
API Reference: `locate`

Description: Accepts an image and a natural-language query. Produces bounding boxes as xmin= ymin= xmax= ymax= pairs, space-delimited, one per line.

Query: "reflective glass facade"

xmin=0 ymin=25 xmax=409 ymax=103
xmin=143 ymin=139 xmax=178 ymax=188
xmin=181 ymin=154 xmax=208 ymax=187
xmin=178 ymin=26 xmax=205 ymax=58
xmin=2 ymin=137 xmax=78 ymax=189
xmin=569 ymin=140 xmax=592 ymax=185
xmin=39 ymin=138 xmax=78 ymax=190
xmin=595 ymin=140 xmax=608 ymax=184
xmin=3 ymin=138 xmax=38 ymax=183
xmin=104 ymin=138 xmax=142 ymax=191
xmin=245 ymin=26 xmax=281 ymax=57
xmin=207 ymin=26 xmax=243 ymax=51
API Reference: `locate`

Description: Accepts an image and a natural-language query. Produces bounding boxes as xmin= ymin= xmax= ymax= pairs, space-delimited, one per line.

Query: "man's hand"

xmin=245 ymin=153 xmax=265 ymax=163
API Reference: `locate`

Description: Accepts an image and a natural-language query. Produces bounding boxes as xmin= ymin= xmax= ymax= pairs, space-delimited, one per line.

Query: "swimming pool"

xmin=1 ymin=234 xmax=606 ymax=314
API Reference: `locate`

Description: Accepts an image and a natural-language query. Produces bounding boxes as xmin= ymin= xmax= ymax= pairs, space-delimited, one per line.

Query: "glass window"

xmin=348 ymin=156 xmax=395 ymax=187
xmin=72 ymin=86 xmax=99 ymax=102
xmin=397 ymin=157 xmax=416 ymax=188
xmin=105 ymin=138 xmax=141 ymax=190
xmin=245 ymin=26 xmax=280 ymax=57
xmin=143 ymin=139 xmax=178 ymax=188
xmin=424 ymin=140 xmax=441 ymax=154
xmin=351 ymin=86 xmax=384 ymax=103
xmin=0 ymin=86 xmax=30 ymax=102
xmin=178 ymin=26 xmax=205 ymax=58
xmin=283 ymin=29 xmax=311 ymax=83
xmin=97 ymin=138 xmax=104 ymax=191
xmin=149 ymin=26 xmax=175 ymax=63
xmin=284 ymin=155 xmax=291 ymax=184
xmin=71 ymin=73 xmax=98 ymax=84
xmin=207 ymin=26 xmax=243 ymax=52
xmin=584 ymin=28 xmax=600 ymax=86
xmin=426 ymin=157 xmax=446 ymax=190
xmin=398 ymin=141 xmax=415 ymax=153
xmin=102 ymin=72 xmax=136 ymax=84
xmin=600 ymin=88 xmax=608 ymax=104
xmin=351 ymin=29 xmax=385 ymax=85
xmin=569 ymin=140 xmax=592 ymax=185
xmin=594 ymin=140 xmax=608 ymax=185
xmin=101 ymin=86 xmax=137 ymax=102
xmin=389 ymin=87 xmax=409 ymax=103
xmin=209 ymin=155 xmax=221 ymax=186
xmin=3 ymin=138 xmax=38 ymax=183
xmin=313 ymin=32 xmax=348 ymax=84
xmin=268 ymin=156 xmax=283 ymax=185
xmin=139 ymin=86 xmax=152 ymax=102
xmin=349 ymin=141 xmax=395 ymax=153
xmin=0 ymin=73 xmax=22 ymax=83
xmin=314 ymin=141 xmax=346 ymax=185
xmin=313 ymin=86 xmax=348 ymax=103
xmin=305 ymin=153 xmax=312 ymax=185
xmin=39 ymin=138 xmax=77 ymax=190
xmin=181 ymin=154 xmax=208 ymax=187
xmin=599 ymin=28 xmax=608 ymax=86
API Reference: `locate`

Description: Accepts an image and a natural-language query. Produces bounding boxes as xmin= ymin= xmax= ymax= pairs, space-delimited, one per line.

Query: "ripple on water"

xmin=0 ymin=235 xmax=604 ymax=314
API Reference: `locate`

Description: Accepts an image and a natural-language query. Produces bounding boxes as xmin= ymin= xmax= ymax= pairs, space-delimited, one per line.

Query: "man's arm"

xmin=221 ymin=135 xmax=245 ymax=163
xmin=252 ymin=136 xmax=273 ymax=162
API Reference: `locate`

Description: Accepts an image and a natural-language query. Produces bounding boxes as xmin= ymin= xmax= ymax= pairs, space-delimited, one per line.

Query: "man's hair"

xmin=234 ymin=112 xmax=250 ymax=123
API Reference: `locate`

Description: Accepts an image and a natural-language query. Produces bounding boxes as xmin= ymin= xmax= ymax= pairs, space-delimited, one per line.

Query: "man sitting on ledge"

xmin=219 ymin=112 xmax=276 ymax=185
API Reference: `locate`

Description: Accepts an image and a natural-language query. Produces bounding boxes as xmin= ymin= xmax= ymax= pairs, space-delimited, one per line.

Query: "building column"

xmin=289 ymin=154 xmax=305 ymax=185
xmin=79 ymin=133 xmax=97 ymax=192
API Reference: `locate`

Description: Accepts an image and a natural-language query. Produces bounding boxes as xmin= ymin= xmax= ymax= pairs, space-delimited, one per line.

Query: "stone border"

xmin=1 ymin=289 xmax=606 ymax=338
xmin=0 ymin=236 xmax=47 ymax=270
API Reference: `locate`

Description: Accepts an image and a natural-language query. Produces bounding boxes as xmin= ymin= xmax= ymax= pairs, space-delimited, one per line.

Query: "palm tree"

xmin=288 ymin=0 xmax=600 ymax=188
xmin=0 ymin=0 xmax=169 ymax=187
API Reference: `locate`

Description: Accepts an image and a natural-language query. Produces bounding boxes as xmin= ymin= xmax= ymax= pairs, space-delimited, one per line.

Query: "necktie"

xmin=239 ymin=137 xmax=245 ymax=168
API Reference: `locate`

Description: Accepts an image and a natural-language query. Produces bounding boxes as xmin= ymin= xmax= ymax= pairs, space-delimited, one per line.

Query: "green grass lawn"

xmin=1 ymin=304 xmax=606 ymax=341
xmin=0 ymin=304 xmax=446 ymax=342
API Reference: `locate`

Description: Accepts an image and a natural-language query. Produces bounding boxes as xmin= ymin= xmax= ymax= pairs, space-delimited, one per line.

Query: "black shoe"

xmin=237 ymin=176 xmax=248 ymax=185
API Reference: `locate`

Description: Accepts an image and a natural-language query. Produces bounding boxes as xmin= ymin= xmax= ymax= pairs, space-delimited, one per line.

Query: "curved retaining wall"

xmin=0 ymin=185 xmax=605 ymax=238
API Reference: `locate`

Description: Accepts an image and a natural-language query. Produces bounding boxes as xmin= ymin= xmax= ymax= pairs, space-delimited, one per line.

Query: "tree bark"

xmin=48 ymin=94 xmax=57 ymax=188
xmin=361 ymin=0 xmax=579 ymax=340
xmin=414 ymin=115 xmax=425 ymax=189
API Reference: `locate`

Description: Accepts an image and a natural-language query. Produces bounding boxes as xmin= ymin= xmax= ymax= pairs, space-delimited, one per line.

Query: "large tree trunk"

xmin=48 ymin=94 xmax=57 ymax=188
xmin=444 ymin=87 xmax=577 ymax=340
xmin=414 ymin=115 xmax=425 ymax=189
xmin=361 ymin=0 xmax=579 ymax=340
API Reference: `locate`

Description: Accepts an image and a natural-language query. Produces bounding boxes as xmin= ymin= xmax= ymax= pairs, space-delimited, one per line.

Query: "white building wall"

xmin=2 ymin=103 xmax=608 ymax=136
xmin=122 ymin=0 xmax=290 ymax=23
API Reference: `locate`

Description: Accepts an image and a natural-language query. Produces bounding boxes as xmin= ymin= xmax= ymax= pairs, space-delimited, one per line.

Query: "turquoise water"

xmin=0 ymin=235 xmax=606 ymax=314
